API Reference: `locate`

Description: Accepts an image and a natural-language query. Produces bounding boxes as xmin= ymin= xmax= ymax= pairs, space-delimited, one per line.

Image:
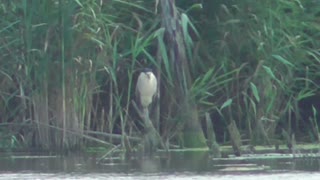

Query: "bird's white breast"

xmin=137 ymin=72 xmax=157 ymax=108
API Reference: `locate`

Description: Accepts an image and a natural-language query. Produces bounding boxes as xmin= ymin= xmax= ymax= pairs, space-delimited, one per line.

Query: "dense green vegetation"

xmin=0 ymin=0 xmax=320 ymax=154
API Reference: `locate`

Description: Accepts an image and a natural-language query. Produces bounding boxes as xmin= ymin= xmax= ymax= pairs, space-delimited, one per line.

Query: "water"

xmin=1 ymin=151 xmax=320 ymax=179
xmin=1 ymin=172 xmax=320 ymax=180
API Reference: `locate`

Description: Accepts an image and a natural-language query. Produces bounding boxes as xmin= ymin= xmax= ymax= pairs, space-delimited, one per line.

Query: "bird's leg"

xmin=142 ymin=107 xmax=149 ymax=119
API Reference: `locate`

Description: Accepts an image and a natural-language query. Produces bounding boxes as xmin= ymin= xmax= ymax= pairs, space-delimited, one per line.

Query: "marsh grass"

xmin=0 ymin=0 xmax=320 ymax=153
xmin=198 ymin=0 xmax=320 ymax=145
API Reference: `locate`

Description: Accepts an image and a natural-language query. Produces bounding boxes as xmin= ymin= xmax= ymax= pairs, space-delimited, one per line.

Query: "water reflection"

xmin=1 ymin=172 xmax=320 ymax=180
xmin=0 ymin=151 xmax=320 ymax=179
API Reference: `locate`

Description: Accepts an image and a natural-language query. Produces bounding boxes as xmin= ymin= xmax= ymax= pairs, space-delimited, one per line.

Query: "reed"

xmin=0 ymin=0 xmax=320 ymax=153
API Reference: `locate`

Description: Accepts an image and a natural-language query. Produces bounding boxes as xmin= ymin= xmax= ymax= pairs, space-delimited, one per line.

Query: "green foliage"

xmin=194 ymin=0 xmax=320 ymax=144
xmin=1 ymin=0 xmax=320 ymax=151
xmin=0 ymin=0 xmax=159 ymax=150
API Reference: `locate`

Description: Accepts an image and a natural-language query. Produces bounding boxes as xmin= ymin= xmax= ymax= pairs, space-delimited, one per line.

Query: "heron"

xmin=135 ymin=68 xmax=157 ymax=115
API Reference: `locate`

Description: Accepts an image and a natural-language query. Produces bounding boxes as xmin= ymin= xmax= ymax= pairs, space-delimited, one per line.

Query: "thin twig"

xmin=33 ymin=121 xmax=116 ymax=147
xmin=96 ymin=144 xmax=121 ymax=164
xmin=131 ymin=100 xmax=144 ymax=119
xmin=85 ymin=130 xmax=141 ymax=142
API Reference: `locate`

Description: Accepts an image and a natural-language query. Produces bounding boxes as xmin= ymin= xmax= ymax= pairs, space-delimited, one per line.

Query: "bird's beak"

xmin=145 ymin=73 xmax=151 ymax=79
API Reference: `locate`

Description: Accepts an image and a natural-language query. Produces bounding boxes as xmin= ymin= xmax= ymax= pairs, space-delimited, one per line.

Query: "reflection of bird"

xmin=135 ymin=68 xmax=157 ymax=114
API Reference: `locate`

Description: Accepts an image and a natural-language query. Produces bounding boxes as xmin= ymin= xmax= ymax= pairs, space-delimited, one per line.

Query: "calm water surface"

xmin=1 ymin=151 xmax=320 ymax=179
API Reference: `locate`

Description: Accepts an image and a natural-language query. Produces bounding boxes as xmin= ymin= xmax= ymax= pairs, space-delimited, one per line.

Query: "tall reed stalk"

xmin=1 ymin=0 xmax=320 ymax=152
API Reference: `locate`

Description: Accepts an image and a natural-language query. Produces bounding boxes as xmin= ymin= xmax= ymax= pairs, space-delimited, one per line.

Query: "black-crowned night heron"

xmin=135 ymin=68 xmax=157 ymax=114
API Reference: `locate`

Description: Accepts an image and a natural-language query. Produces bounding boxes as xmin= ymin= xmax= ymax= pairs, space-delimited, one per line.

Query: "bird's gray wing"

xmin=149 ymin=87 xmax=159 ymax=113
xmin=152 ymin=89 xmax=159 ymax=104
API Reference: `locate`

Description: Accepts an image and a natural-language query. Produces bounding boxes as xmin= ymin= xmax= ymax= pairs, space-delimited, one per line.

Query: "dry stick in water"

xmin=35 ymin=121 xmax=116 ymax=147
xmin=227 ymin=120 xmax=242 ymax=156
xmin=96 ymin=144 xmax=121 ymax=164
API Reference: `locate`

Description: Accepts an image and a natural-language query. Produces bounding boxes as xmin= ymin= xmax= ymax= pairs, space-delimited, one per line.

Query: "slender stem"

xmin=59 ymin=0 xmax=67 ymax=149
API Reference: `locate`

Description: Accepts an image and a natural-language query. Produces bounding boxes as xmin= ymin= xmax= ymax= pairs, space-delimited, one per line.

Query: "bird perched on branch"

xmin=135 ymin=68 xmax=157 ymax=114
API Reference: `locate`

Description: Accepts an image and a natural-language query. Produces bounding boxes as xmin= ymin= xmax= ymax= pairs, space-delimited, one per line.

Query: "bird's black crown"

xmin=142 ymin=68 xmax=153 ymax=73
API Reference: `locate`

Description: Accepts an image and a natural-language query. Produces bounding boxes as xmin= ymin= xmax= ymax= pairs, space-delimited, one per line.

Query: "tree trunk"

xmin=160 ymin=0 xmax=207 ymax=148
